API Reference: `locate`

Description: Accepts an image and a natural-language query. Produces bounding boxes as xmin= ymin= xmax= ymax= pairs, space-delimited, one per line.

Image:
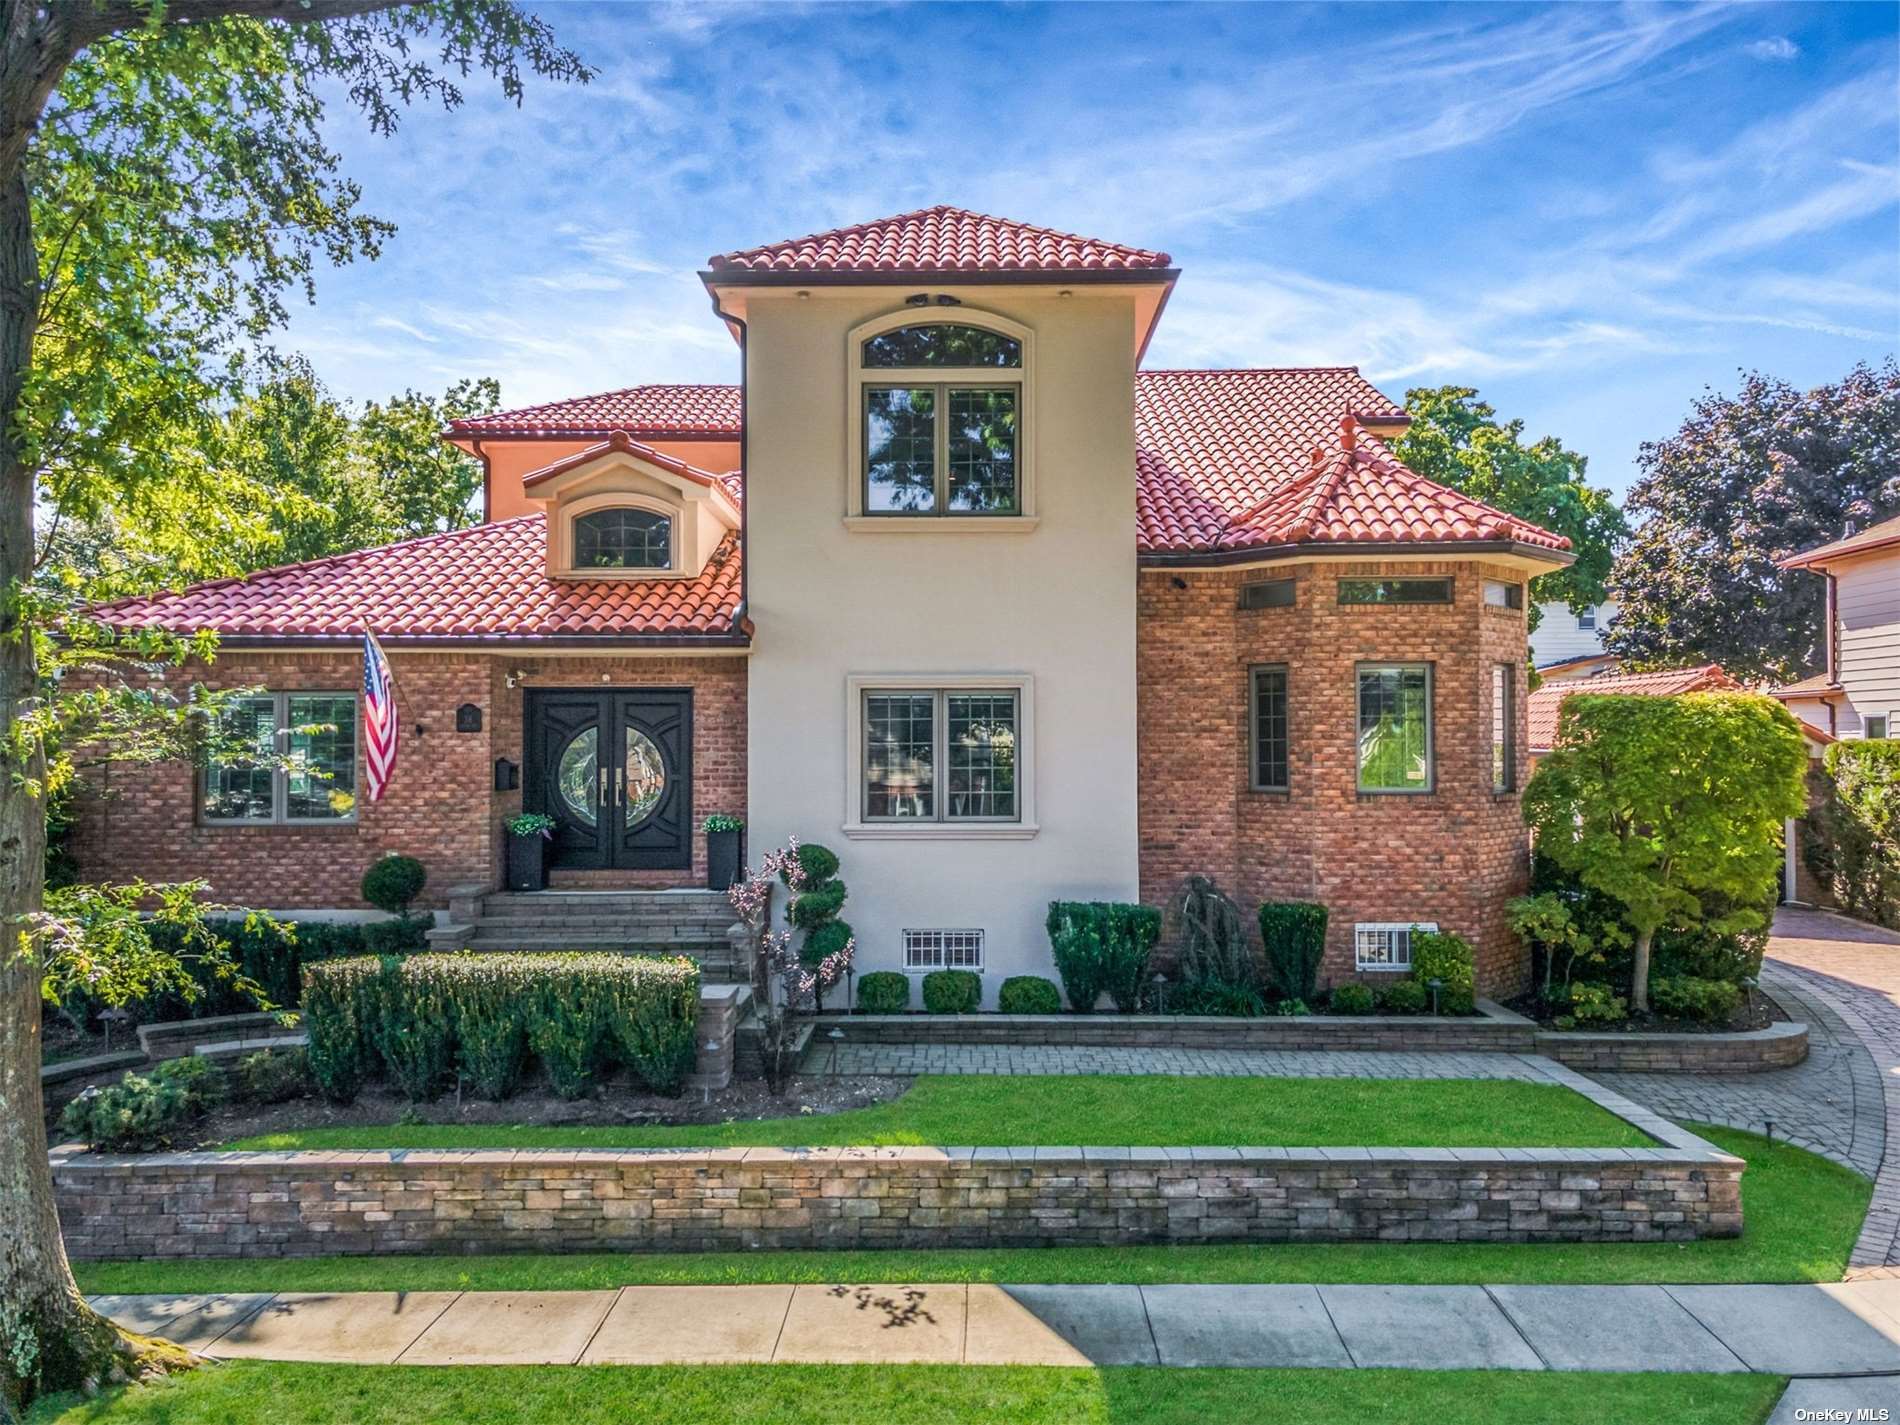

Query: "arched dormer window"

xmin=847 ymin=310 xmax=1035 ymax=525
xmin=572 ymin=506 xmax=673 ymax=571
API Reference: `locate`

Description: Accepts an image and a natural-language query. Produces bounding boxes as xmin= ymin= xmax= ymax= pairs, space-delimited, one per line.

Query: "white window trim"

xmin=843 ymin=307 xmax=1038 ymax=526
xmin=555 ymin=490 xmax=681 ymax=578
xmin=843 ymin=673 xmax=1038 ymax=840
xmin=202 ymin=691 xmax=360 ymax=827
xmin=1354 ymin=921 xmax=1437 ymax=973
xmin=903 ymin=928 xmax=986 ymax=973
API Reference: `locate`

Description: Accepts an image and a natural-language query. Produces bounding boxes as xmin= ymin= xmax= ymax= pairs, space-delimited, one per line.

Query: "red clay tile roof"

xmin=1527 ymin=664 xmax=1740 ymax=751
xmin=1781 ymin=512 xmax=1900 ymax=570
xmin=90 ymin=516 xmax=743 ymax=642
xmin=1134 ymin=369 xmax=1569 ymax=558
xmin=446 ymin=384 xmax=742 ymax=440
xmin=706 ymin=205 xmax=1172 ymax=275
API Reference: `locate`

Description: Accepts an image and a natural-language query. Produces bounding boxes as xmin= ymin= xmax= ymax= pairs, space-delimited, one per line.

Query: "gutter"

xmin=1137 ymin=538 xmax=1578 ymax=570
xmin=696 ymin=266 xmax=1180 ymax=290
xmin=203 ymin=632 xmax=754 ymax=652
xmin=706 ymin=289 xmax=749 ymax=639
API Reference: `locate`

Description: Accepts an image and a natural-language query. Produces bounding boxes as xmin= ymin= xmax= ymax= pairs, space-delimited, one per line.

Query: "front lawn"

xmin=76 ymin=1126 xmax=1866 ymax=1294
xmin=221 ymin=1073 xmax=1653 ymax=1150
xmin=23 ymin=1362 xmax=1787 ymax=1425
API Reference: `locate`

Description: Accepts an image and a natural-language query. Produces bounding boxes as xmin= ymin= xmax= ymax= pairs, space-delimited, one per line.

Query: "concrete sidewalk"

xmin=89 ymin=1281 xmax=1900 ymax=1390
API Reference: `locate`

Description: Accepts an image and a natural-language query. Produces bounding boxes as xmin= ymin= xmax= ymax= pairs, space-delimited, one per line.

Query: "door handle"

xmin=598 ymin=767 xmax=608 ymax=807
xmin=615 ymin=767 xmax=625 ymax=806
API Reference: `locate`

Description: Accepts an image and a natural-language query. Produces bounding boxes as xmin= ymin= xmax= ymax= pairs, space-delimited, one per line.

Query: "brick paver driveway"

xmin=1755 ymin=907 xmax=1900 ymax=1274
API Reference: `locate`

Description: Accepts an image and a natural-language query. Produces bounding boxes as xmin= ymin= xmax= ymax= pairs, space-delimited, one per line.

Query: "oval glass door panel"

xmin=556 ymin=727 xmax=598 ymax=827
xmin=625 ymin=727 xmax=666 ymax=827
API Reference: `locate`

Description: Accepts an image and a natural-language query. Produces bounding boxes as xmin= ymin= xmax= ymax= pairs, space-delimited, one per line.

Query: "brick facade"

xmin=67 ymin=650 xmax=745 ymax=909
xmin=1137 ymin=559 xmax=1535 ymax=994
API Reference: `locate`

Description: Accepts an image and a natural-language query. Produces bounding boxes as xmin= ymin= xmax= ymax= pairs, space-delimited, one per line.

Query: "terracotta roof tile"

xmin=1527 ymin=664 xmax=1740 ymax=750
xmin=447 ymin=384 xmax=742 ymax=439
xmin=1133 ymin=369 xmax=1568 ymax=557
xmin=707 ymin=205 xmax=1172 ymax=275
xmin=90 ymin=516 xmax=743 ymax=642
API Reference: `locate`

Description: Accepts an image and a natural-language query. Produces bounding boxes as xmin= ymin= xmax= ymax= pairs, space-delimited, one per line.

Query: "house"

xmin=69 ymin=206 xmax=1575 ymax=998
xmin=1772 ymin=513 xmax=1900 ymax=741
xmin=1525 ymin=663 xmax=1741 ymax=762
xmin=1530 ymin=598 xmax=1620 ymax=682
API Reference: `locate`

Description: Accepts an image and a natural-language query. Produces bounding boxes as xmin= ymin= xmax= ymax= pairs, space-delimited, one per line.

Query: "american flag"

xmin=362 ymin=632 xmax=399 ymax=802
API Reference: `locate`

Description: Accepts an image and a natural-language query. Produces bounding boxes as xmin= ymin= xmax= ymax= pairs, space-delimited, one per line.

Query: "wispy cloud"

xmin=1746 ymin=36 xmax=1802 ymax=61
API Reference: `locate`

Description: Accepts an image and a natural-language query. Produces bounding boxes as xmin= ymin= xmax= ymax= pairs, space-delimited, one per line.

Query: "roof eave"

xmin=191 ymin=630 xmax=754 ymax=652
xmin=1137 ymin=538 xmax=1577 ymax=570
xmin=1781 ymin=533 xmax=1900 ymax=571
xmin=698 ymin=266 xmax=1181 ymax=289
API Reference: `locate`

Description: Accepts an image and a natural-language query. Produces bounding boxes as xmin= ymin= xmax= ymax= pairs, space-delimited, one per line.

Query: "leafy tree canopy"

xmin=1604 ymin=362 xmax=1900 ymax=683
xmin=1521 ymin=691 xmax=1807 ymax=1012
xmin=1392 ymin=385 xmax=1628 ymax=619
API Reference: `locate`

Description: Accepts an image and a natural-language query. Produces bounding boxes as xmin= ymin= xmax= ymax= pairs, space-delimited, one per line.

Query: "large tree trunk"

xmin=1630 ymin=925 xmax=1655 ymax=1015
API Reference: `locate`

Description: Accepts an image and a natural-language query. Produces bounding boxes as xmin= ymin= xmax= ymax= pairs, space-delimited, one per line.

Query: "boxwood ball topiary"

xmin=362 ymin=854 xmax=427 ymax=915
xmin=803 ymin=919 xmax=854 ymax=965
xmin=786 ymin=842 xmax=840 ymax=886
xmin=790 ymin=880 xmax=848 ymax=928
xmin=856 ymin=971 xmax=910 ymax=1013
xmin=922 ymin=969 xmax=982 ymax=1014
xmin=997 ymin=975 xmax=1061 ymax=1014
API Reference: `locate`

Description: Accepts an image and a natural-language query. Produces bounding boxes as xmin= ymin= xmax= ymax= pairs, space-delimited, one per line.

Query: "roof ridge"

xmin=1138 ymin=365 xmax=1366 ymax=377
xmin=91 ymin=515 xmax=546 ymax=613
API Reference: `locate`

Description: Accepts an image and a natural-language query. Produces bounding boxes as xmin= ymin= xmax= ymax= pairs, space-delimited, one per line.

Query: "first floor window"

xmin=204 ymin=692 xmax=358 ymax=824
xmin=1250 ymin=664 xmax=1289 ymax=791
xmin=1355 ymin=921 xmax=1437 ymax=972
xmin=863 ymin=687 xmax=1019 ymax=822
xmin=1357 ymin=663 xmax=1433 ymax=793
xmin=1867 ymin=715 xmax=1890 ymax=740
xmin=1491 ymin=664 xmax=1516 ymax=792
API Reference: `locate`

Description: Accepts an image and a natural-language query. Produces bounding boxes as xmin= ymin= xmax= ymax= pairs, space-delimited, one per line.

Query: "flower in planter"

xmin=504 ymin=812 xmax=557 ymax=839
xmin=702 ymin=814 xmax=745 ymax=834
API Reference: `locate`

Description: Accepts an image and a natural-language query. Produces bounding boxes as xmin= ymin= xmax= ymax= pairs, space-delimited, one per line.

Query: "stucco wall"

xmin=741 ymin=286 xmax=1143 ymax=1004
xmin=483 ymin=438 xmax=741 ymax=523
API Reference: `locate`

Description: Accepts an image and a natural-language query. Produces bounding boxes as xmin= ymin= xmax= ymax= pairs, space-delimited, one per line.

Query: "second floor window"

xmin=573 ymin=508 xmax=671 ymax=570
xmin=861 ymin=322 xmax=1021 ymax=516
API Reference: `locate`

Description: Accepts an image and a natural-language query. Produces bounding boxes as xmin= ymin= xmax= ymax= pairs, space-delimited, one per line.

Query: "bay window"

xmin=204 ymin=692 xmax=358 ymax=824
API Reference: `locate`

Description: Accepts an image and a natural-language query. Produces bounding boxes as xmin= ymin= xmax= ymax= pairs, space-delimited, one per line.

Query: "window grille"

xmin=904 ymin=929 xmax=986 ymax=972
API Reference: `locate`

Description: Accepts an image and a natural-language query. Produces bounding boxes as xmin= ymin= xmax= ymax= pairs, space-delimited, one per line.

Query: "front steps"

xmin=427 ymin=888 xmax=746 ymax=980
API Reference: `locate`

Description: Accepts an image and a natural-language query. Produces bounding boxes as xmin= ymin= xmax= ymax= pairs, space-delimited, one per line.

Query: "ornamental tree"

xmin=0 ymin=4 xmax=586 ymax=1411
xmin=1605 ymin=363 xmax=1900 ymax=682
xmin=1521 ymin=693 xmax=1807 ymax=1013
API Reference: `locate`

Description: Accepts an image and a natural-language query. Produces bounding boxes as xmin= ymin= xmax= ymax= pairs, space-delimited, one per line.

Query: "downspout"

xmin=706 ymin=291 xmax=749 ymax=636
xmin=1825 ymin=571 xmax=1839 ymax=686
xmin=473 ymin=439 xmax=492 ymax=524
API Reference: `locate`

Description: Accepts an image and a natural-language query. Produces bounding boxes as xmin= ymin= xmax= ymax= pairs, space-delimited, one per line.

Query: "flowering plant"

xmin=504 ymin=812 xmax=557 ymax=839
xmin=728 ymin=838 xmax=853 ymax=1092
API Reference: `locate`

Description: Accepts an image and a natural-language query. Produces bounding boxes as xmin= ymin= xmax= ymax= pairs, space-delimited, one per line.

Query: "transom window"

xmin=859 ymin=320 xmax=1022 ymax=517
xmin=863 ymin=688 xmax=1019 ymax=822
xmin=573 ymin=507 xmax=671 ymax=570
xmin=1339 ymin=578 xmax=1454 ymax=605
xmin=204 ymin=692 xmax=358 ymax=824
xmin=1250 ymin=665 xmax=1290 ymax=792
xmin=1357 ymin=663 xmax=1434 ymax=794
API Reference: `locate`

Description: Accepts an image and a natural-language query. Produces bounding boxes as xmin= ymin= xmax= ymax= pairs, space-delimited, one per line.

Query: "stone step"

xmin=485 ymin=892 xmax=733 ymax=912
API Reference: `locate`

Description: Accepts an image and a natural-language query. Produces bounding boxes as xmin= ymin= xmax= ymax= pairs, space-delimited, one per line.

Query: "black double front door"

xmin=524 ymin=689 xmax=692 ymax=871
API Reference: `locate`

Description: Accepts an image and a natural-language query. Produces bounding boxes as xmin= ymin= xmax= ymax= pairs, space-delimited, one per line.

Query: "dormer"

xmin=518 ymin=430 xmax=741 ymax=580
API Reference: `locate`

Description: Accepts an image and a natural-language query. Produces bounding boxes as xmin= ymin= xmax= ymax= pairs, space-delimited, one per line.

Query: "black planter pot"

xmin=707 ymin=828 xmax=743 ymax=892
xmin=505 ymin=832 xmax=549 ymax=892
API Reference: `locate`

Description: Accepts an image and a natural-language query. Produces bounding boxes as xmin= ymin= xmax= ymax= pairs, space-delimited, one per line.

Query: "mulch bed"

xmin=186 ymin=1073 xmax=911 ymax=1149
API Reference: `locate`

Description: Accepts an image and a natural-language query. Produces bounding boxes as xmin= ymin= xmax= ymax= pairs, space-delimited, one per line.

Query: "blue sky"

xmin=287 ymin=0 xmax=1899 ymax=499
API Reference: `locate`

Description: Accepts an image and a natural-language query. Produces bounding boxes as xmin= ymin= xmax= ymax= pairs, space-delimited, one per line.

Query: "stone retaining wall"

xmin=813 ymin=1011 xmax=1538 ymax=1054
xmin=1535 ymin=1020 xmax=1809 ymax=1074
xmin=50 ymin=1137 xmax=1743 ymax=1260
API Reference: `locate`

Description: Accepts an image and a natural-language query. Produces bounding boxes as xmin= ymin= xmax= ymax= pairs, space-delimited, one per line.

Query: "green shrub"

xmin=1409 ymin=930 xmax=1476 ymax=1015
xmin=304 ymin=953 xmax=699 ymax=1102
xmin=1329 ymin=983 xmax=1375 ymax=1015
xmin=856 ymin=971 xmax=910 ymax=1014
xmin=231 ymin=1047 xmax=312 ymax=1105
xmin=785 ymin=842 xmax=841 ymax=885
xmin=997 ymin=976 xmax=1061 ymax=1015
xmin=1046 ymin=901 xmax=1161 ymax=1013
xmin=1270 ymin=997 xmax=1310 ymax=1016
xmin=1808 ymin=740 xmax=1900 ymax=927
xmin=1376 ymin=980 xmax=1428 ymax=1015
xmin=60 ymin=1056 xmax=226 ymax=1152
xmin=803 ymin=919 xmax=855 ymax=964
xmin=1555 ymin=980 xmax=1628 ymax=1028
xmin=361 ymin=854 xmax=428 ymax=915
xmin=1650 ymin=975 xmax=1744 ymax=1025
xmin=1167 ymin=876 xmax=1256 ymax=989
xmin=789 ymin=880 xmax=847 ymax=929
xmin=1170 ymin=977 xmax=1266 ymax=1017
xmin=921 ymin=969 xmax=982 ymax=1014
xmin=301 ymin=957 xmax=379 ymax=1102
xmin=1258 ymin=901 xmax=1328 ymax=1002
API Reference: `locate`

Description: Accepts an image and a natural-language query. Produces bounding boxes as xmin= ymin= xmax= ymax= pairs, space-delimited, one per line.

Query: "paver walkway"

xmin=1751 ymin=908 xmax=1900 ymax=1274
xmin=86 ymin=1283 xmax=1900 ymax=1395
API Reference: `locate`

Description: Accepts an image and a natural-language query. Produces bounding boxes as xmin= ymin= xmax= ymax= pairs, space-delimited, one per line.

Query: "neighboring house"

xmin=70 ymin=206 xmax=1574 ymax=997
xmin=1525 ymin=664 xmax=1742 ymax=762
xmin=1772 ymin=513 xmax=1900 ymax=741
xmin=1529 ymin=599 xmax=1619 ymax=682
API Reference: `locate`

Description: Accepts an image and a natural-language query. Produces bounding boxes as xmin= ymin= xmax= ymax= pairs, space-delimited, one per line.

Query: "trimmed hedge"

xmin=1046 ymin=901 xmax=1162 ymax=1013
xmin=997 ymin=975 xmax=1062 ymax=1015
xmin=856 ymin=971 xmax=910 ymax=1013
xmin=921 ymin=969 xmax=982 ymax=1014
xmin=1258 ymin=901 xmax=1328 ymax=1002
xmin=1329 ymin=983 xmax=1374 ymax=1015
xmin=1410 ymin=930 xmax=1476 ymax=1015
xmin=302 ymin=953 xmax=700 ymax=1104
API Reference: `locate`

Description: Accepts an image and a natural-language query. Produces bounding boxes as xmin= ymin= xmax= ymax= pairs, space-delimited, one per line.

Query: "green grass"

xmin=23 ymin=1362 xmax=1787 ymax=1425
xmin=76 ymin=1126 xmax=1868 ymax=1296
xmin=223 ymin=1074 xmax=1654 ymax=1151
